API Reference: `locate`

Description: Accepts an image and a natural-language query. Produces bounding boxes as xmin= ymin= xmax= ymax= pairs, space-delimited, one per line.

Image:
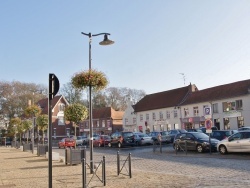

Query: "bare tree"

xmin=0 ymin=81 xmax=46 ymax=119
xmin=104 ymin=87 xmax=146 ymax=111
xmin=60 ymin=82 xmax=84 ymax=104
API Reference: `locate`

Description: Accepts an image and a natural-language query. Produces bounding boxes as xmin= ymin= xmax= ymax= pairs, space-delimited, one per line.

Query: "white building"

xmin=123 ymin=79 xmax=250 ymax=132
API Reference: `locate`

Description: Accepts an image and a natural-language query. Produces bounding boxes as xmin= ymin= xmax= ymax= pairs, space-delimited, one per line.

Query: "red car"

xmin=93 ymin=135 xmax=111 ymax=147
xmin=58 ymin=138 xmax=75 ymax=149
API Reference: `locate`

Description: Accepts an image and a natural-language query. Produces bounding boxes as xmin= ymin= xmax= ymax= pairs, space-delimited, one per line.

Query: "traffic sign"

xmin=205 ymin=119 xmax=212 ymax=130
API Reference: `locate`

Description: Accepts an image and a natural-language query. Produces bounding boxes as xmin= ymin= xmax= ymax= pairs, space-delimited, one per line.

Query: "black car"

xmin=173 ymin=132 xmax=219 ymax=153
xmin=198 ymin=126 xmax=218 ymax=134
xmin=166 ymin=129 xmax=187 ymax=143
xmin=210 ymin=130 xmax=238 ymax=141
xmin=109 ymin=131 xmax=135 ymax=148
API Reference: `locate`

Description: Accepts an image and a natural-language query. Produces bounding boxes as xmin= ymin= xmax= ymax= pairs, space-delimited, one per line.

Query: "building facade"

xmin=123 ymin=79 xmax=250 ymax=132
xmin=37 ymin=95 xmax=72 ymax=140
xmin=79 ymin=107 xmax=124 ymax=136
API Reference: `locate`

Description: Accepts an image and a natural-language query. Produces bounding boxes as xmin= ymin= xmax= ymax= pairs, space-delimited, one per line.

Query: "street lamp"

xmin=81 ymin=32 xmax=114 ymax=173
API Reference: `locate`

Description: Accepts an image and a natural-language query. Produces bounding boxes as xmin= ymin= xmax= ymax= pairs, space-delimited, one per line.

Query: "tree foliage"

xmin=64 ymin=103 xmax=88 ymax=125
xmin=36 ymin=114 xmax=48 ymax=144
xmin=25 ymin=105 xmax=41 ymax=118
xmin=0 ymin=81 xmax=46 ymax=119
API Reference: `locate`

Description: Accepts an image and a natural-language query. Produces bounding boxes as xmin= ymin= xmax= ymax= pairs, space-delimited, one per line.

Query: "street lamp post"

xmin=81 ymin=32 xmax=114 ymax=173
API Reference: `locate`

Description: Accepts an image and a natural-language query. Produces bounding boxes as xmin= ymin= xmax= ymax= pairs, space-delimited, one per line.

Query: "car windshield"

xmin=123 ymin=132 xmax=133 ymax=137
xmin=192 ymin=133 xmax=209 ymax=139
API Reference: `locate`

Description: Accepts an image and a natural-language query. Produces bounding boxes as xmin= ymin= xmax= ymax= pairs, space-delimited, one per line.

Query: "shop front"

xmin=180 ymin=116 xmax=205 ymax=130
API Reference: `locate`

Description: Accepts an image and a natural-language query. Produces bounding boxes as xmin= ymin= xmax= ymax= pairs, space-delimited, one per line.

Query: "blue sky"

xmin=1 ymin=1 xmax=250 ymax=94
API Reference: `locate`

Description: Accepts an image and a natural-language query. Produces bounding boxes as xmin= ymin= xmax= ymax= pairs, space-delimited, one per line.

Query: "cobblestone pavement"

xmin=0 ymin=146 xmax=250 ymax=188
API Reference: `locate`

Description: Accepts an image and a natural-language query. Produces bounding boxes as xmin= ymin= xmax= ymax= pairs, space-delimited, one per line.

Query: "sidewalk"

xmin=0 ymin=147 xmax=194 ymax=188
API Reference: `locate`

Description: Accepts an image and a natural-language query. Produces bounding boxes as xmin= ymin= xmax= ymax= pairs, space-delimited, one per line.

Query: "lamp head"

xmin=99 ymin=34 xmax=114 ymax=45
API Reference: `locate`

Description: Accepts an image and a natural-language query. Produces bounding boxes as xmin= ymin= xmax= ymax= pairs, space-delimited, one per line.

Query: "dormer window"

xmin=58 ymin=103 xmax=65 ymax=112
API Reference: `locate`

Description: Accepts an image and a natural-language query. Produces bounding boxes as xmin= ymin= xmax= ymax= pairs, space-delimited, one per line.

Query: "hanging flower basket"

xmin=71 ymin=69 xmax=108 ymax=91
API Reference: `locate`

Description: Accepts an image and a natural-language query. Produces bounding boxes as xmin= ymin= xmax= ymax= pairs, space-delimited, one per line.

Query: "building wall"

xmin=136 ymin=107 xmax=182 ymax=133
xmin=212 ymin=95 xmax=250 ymax=130
xmin=122 ymin=101 xmax=136 ymax=132
xmin=127 ymin=94 xmax=250 ymax=132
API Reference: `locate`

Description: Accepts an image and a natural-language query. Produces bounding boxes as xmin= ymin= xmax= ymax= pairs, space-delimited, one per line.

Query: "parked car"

xmin=93 ymin=135 xmax=111 ymax=147
xmin=198 ymin=126 xmax=218 ymax=134
xmin=217 ymin=130 xmax=250 ymax=154
xmin=148 ymin=131 xmax=166 ymax=144
xmin=1 ymin=137 xmax=12 ymax=145
xmin=134 ymin=132 xmax=153 ymax=146
xmin=133 ymin=132 xmax=144 ymax=146
xmin=58 ymin=138 xmax=76 ymax=149
xmin=210 ymin=130 xmax=238 ymax=141
xmin=173 ymin=132 xmax=219 ymax=153
xmin=109 ymin=131 xmax=135 ymax=148
xmin=238 ymin=126 xmax=250 ymax=131
xmin=75 ymin=136 xmax=89 ymax=146
xmin=166 ymin=129 xmax=187 ymax=143
xmin=138 ymin=133 xmax=154 ymax=145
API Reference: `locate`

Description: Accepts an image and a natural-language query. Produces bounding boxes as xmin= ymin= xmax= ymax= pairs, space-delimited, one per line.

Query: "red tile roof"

xmin=92 ymin=107 xmax=124 ymax=120
xmin=37 ymin=95 xmax=62 ymax=114
xmin=134 ymin=85 xmax=193 ymax=112
xmin=182 ymin=79 xmax=250 ymax=105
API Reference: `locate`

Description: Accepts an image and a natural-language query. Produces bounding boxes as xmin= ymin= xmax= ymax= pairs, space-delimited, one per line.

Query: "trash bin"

xmin=37 ymin=144 xmax=48 ymax=156
xmin=65 ymin=148 xmax=86 ymax=165
xmin=23 ymin=143 xmax=32 ymax=151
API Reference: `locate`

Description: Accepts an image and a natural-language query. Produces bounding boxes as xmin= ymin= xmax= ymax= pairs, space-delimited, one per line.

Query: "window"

xmin=66 ymin=128 xmax=70 ymax=137
xmin=166 ymin=111 xmax=170 ymax=119
xmin=125 ymin=118 xmax=128 ymax=125
xmin=174 ymin=110 xmax=178 ymax=118
xmin=58 ymin=103 xmax=65 ymax=112
xmin=95 ymin=120 xmax=99 ymax=127
xmin=58 ymin=116 xmax=65 ymax=125
xmin=193 ymin=107 xmax=199 ymax=116
xmin=53 ymin=129 xmax=56 ymax=138
xmin=133 ymin=117 xmax=136 ymax=124
xmin=236 ymin=100 xmax=243 ymax=110
xmin=223 ymin=101 xmax=237 ymax=112
xmin=184 ymin=108 xmax=189 ymax=117
xmin=159 ymin=111 xmax=163 ymax=120
xmin=140 ymin=114 xmax=143 ymax=122
xmin=146 ymin=114 xmax=149 ymax=121
xmin=237 ymin=116 xmax=244 ymax=128
xmin=152 ymin=112 xmax=156 ymax=120
xmin=212 ymin=103 xmax=218 ymax=113
xmin=102 ymin=120 xmax=105 ymax=127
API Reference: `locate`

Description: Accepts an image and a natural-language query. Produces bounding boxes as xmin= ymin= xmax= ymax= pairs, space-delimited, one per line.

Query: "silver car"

xmin=217 ymin=131 xmax=250 ymax=154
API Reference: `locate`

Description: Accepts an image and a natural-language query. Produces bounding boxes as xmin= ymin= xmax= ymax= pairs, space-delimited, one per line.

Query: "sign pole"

xmin=48 ymin=74 xmax=60 ymax=188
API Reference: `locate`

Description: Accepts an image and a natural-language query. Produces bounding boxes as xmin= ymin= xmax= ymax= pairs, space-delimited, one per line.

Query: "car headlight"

xmin=203 ymin=142 xmax=209 ymax=145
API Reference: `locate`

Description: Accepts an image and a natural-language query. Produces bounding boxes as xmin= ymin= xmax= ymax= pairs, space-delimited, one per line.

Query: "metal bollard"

xmin=129 ymin=153 xmax=132 ymax=178
xmin=102 ymin=156 xmax=106 ymax=186
xmin=160 ymin=141 xmax=162 ymax=153
xmin=82 ymin=158 xmax=86 ymax=188
xmin=117 ymin=151 xmax=120 ymax=175
xmin=185 ymin=141 xmax=187 ymax=155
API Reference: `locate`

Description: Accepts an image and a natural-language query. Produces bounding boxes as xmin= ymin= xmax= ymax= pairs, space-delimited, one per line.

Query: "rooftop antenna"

xmin=179 ymin=73 xmax=186 ymax=86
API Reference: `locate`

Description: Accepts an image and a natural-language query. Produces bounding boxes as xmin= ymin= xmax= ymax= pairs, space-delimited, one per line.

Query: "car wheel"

xmin=98 ymin=143 xmax=101 ymax=147
xmin=118 ymin=142 xmax=122 ymax=148
xmin=219 ymin=145 xmax=227 ymax=155
xmin=108 ymin=143 xmax=112 ymax=147
xmin=196 ymin=145 xmax=203 ymax=153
